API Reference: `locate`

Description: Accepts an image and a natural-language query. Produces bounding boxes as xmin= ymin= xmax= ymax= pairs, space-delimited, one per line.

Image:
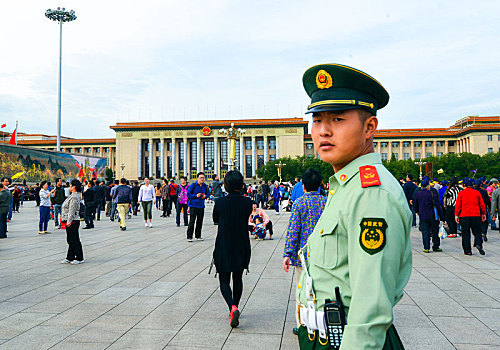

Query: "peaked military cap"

xmin=303 ymin=63 xmax=389 ymax=115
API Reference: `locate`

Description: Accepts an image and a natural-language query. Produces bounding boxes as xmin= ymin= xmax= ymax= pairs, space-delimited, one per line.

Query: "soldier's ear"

xmin=364 ymin=116 xmax=378 ymax=140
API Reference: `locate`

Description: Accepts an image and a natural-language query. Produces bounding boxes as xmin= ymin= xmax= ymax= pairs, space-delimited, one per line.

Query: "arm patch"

xmin=360 ymin=218 xmax=387 ymax=254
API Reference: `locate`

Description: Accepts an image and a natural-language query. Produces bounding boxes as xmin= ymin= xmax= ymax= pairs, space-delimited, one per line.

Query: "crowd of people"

xmin=403 ymin=174 xmax=498 ymax=255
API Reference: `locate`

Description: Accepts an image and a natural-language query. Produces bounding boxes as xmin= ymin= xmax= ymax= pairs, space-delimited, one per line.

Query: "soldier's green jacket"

xmin=297 ymin=152 xmax=412 ymax=349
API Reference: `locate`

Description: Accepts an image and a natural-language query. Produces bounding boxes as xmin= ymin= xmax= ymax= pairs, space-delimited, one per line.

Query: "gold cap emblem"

xmin=316 ymin=70 xmax=333 ymax=89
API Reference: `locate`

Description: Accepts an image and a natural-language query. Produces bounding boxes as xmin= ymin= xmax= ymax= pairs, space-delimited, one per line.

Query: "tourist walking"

xmin=213 ymin=174 xmax=224 ymax=201
xmin=282 ymin=168 xmax=326 ymax=335
xmin=82 ymin=181 xmax=95 ymax=229
xmin=61 ymin=179 xmax=84 ymax=264
xmin=176 ymin=177 xmax=189 ymax=227
xmin=403 ymin=174 xmax=418 ymax=227
xmin=455 ymin=178 xmax=487 ymax=255
xmin=272 ymin=181 xmax=281 ymax=215
xmin=93 ymin=180 xmax=105 ymax=221
xmin=52 ymin=178 xmax=66 ymax=228
xmin=414 ymin=178 xmax=444 ymax=253
xmin=444 ymin=176 xmax=461 ymax=237
xmin=161 ymin=179 xmax=170 ymax=217
xmin=105 ymin=181 xmax=114 ymax=217
xmin=155 ymin=183 xmax=162 ymax=210
xmin=212 ymin=170 xmax=252 ymax=328
xmin=39 ymin=181 xmax=55 ymax=234
xmin=139 ymin=177 xmax=155 ymax=228
xmin=167 ymin=179 xmax=178 ymax=216
xmin=0 ymin=182 xmax=12 ymax=238
xmin=474 ymin=180 xmax=490 ymax=242
xmin=12 ymin=185 xmax=21 ymax=212
xmin=113 ymin=178 xmax=133 ymax=231
xmin=186 ymin=172 xmax=210 ymax=241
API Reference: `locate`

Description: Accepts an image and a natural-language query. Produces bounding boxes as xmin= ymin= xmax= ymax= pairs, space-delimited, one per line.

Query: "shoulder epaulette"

xmin=359 ymin=165 xmax=381 ymax=188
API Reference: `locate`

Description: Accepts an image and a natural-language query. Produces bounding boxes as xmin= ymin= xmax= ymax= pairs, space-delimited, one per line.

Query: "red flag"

xmin=1 ymin=124 xmax=5 ymax=128
xmin=8 ymin=129 xmax=16 ymax=145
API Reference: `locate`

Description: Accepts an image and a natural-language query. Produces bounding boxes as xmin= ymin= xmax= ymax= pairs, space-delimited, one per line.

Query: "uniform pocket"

xmin=310 ymin=217 xmax=339 ymax=269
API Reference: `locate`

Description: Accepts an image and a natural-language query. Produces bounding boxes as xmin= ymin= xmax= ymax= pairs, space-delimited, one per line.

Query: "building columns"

xmin=433 ymin=141 xmax=437 ymax=156
xmin=197 ymin=137 xmax=201 ymax=172
xmin=410 ymin=141 xmax=415 ymax=159
xmin=421 ymin=141 xmax=425 ymax=158
xmin=445 ymin=140 xmax=449 ymax=154
xmin=160 ymin=138 xmax=165 ymax=178
xmin=399 ymin=143 xmax=403 ymax=160
xmin=214 ymin=137 xmax=219 ymax=175
xmin=183 ymin=137 xmax=188 ymax=178
xmin=276 ymin=137 xmax=280 ymax=159
xmin=263 ymin=135 xmax=268 ymax=164
xmin=148 ymin=138 xmax=153 ymax=178
xmin=251 ymin=136 xmax=256 ymax=177
xmin=239 ymin=137 xmax=244 ymax=172
xmin=138 ymin=142 xmax=142 ymax=178
xmin=171 ymin=138 xmax=176 ymax=179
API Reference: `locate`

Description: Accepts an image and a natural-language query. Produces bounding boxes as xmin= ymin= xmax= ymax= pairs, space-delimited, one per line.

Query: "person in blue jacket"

xmin=272 ymin=181 xmax=281 ymax=215
xmin=186 ymin=172 xmax=210 ymax=242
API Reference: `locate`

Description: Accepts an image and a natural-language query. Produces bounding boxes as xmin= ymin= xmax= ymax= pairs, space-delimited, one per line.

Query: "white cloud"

xmin=1 ymin=0 xmax=499 ymax=137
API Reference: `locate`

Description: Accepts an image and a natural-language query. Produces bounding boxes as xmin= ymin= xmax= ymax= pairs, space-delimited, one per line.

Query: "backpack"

xmin=178 ymin=184 xmax=189 ymax=205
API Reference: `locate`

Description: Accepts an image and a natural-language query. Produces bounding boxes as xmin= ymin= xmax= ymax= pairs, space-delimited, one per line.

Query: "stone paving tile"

xmin=1 ymin=203 xmax=500 ymax=349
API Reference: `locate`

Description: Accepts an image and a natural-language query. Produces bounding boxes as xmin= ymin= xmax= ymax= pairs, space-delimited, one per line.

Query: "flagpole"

xmin=15 ymin=120 xmax=18 ymax=145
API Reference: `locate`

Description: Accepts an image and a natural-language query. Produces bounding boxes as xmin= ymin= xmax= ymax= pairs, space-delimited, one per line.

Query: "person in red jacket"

xmin=455 ymin=178 xmax=486 ymax=255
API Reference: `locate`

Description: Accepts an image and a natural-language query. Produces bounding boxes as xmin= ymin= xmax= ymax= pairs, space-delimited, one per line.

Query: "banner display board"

xmin=0 ymin=144 xmax=106 ymax=182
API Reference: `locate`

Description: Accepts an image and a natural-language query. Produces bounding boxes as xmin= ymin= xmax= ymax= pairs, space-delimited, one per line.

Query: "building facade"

xmin=12 ymin=115 xmax=500 ymax=180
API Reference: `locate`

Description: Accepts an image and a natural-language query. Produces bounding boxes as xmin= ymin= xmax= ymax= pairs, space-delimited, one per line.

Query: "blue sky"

xmin=1 ymin=0 xmax=500 ymax=138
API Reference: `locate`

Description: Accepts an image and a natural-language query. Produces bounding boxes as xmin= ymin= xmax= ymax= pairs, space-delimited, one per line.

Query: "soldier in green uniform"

xmin=296 ymin=64 xmax=412 ymax=349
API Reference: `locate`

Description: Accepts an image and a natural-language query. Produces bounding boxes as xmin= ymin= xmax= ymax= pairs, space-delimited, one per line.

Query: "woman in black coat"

xmin=212 ymin=170 xmax=252 ymax=328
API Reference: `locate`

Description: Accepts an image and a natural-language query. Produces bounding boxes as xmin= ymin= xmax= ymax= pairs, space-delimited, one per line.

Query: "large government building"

xmin=13 ymin=115 xmax=500 ymax=180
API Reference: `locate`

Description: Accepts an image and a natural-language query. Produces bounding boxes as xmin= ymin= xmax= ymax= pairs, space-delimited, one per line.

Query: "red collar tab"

xmin=359 ymin=165 xmax=381 ymax=188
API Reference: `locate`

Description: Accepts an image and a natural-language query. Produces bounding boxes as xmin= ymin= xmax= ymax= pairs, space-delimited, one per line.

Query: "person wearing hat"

xmin=296 ymin=64 xmax=411 ymax=349
xmin=455 ymin=178 xmax=486 ymax=255
xmin=414 ymin=179 xmax=444 ymax=253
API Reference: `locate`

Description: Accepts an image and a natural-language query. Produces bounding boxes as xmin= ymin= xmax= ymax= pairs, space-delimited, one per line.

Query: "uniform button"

xmin=297 ymin=283 xmax=302 ymax=289
xmin=340 ymin=174 xmax=347 ymax=181
xmin=320 ymin=228 xmax=324 ymax=233
xmin=330 ymin=189 xmax=335 ymax=195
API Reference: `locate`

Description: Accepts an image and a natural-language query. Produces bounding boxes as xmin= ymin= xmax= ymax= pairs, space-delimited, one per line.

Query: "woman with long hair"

xmin=212 ymin=170 xmax=252 ymax=328
xmin=61 ymin=179 xmax=85 ymax=264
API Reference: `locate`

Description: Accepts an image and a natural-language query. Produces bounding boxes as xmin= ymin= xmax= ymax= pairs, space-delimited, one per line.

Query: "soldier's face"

xmin=312 ymin=110 xmax=377 ymax=171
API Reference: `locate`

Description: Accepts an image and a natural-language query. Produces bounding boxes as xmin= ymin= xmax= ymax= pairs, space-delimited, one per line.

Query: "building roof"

xmin=18 ymin=138 xmax=115 ymax=146
xmin=110 ymin=118 xmax=308 ymax=130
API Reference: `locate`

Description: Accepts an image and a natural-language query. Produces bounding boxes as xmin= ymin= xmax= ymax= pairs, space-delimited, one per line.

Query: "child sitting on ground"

xmin=252 ymin=216 xmax=267 ymax=240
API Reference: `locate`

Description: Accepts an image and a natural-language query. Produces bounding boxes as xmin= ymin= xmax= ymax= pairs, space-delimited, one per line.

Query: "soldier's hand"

xmin=283 ymin=257 xmax=290 ymax=272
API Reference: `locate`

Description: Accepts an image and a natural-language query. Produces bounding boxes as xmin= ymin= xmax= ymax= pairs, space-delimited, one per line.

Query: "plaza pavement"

xmin=0 ymin=201 xmax=500 ymax=350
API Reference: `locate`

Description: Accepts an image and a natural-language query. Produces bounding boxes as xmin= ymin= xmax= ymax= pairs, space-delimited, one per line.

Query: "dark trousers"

xmin=132 ymin=200 xmax=139 ymax=215
xmin=84 ymin=204 xmax=95 ymax=228
xmin=420 ymin=220 xmax=440 ymax=250
xmin=168 ymin=196 xmax=177 ymax=216
xmin=248 ymin=221 xmax=274 ymax=236
xmin=460 ymin=216 xmax=483 ymax=254
xmin=13 ymin=199 xmax=20 ymax=212
xmin=410 ymin=204 xmax=416 ymax=226
xmin=274 ymin=198 xmax=280 ymax=213
xmin=177 ymin=203 xmax=188 ymax=225
xmin=142 ymin=201 xmax=153 ymax=220
xmin=39 ymin=206 xmax=51 ymax=232
xmin=95 ymin=201 xmax=103 ymax=220
xmin=218 ymin=271 xmax=244 ymax=310
xmin=257 ymin=194 xmax=265 ymax=208
xmin=66 ymin=221 xmax=83 ymax=261
xmin=187 ymin=207 xmax=204 ymax=239
xmin=0 ymin=212 xmax=7 ymax=238
xmin=445 ymin=206 xmax=457 ymax=235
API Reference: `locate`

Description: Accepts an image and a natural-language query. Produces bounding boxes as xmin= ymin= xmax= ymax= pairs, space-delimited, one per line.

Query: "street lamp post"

xmin=415 ymin=161 xmax=425 ymax=180
xmin=275 ymin=161 xmax=286 ymax=183
xmin=120 ymin=162 xmax=126 ymax=178
xmin=219 ymin=123 xmax=246 ymax=171
xmin=45 ymin=7 xmax=77 ymax=152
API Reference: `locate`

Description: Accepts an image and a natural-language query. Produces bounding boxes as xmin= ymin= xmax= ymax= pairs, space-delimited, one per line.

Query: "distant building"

xmin=13 ymin=115 xmax=500 ymax=180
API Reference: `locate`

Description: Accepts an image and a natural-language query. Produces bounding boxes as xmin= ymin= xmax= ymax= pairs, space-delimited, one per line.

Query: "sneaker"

xmin=121 ymin=227 xmax=126 ymax=231
xmin=269 ymin=235 xmax=273 ymax=240
xmin=256 ymin=238 xmax=263 ymax=241
xmin=196 ymin=237 xmax=204 ymax=241
xmin=187 ymin=238 xmax=193 ymax=242
xmin=61 ymin=259 xmax=72 ymax=264
xmin=465 ymin=252 xmax=472 ymax=256
xmin=423 ymin=249 xmax=430 ymax=253
xmin=176 ymin=224 xmax=180 ymax=227
xmin=230 ymin=305 xmax=240 ymax=328
xmin=433 ymin=248 xmax=442 ymax=252
xmin=475 ymin=245 xmax=485 ymax=255
xmin=83 ymin=226 xmax=91 ymax=230
xmin=149 ymin=223 xmax=153 ymax=228
xmin=71 ymin=260 xmax=85 ymax=265
xmin=38 ymin=231 xmax=45 ymax=235
xmin=145 ymin=223 xmax=149 ymax=227
xmin=44 ymin=231 xmax=51 ymax=234
xmin=292 ymin=327 xmax=299 ymax=336
xmin=447 ymin=234 xmax=457 ymax=238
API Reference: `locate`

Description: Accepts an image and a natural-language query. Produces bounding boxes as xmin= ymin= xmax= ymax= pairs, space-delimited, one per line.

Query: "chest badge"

xmin=359 ymin=218 xmax=387 ymax=255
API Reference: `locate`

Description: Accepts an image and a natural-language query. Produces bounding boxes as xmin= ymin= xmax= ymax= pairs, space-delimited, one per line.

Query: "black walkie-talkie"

xmin=324 ymin=287 xmax=346 ymax=349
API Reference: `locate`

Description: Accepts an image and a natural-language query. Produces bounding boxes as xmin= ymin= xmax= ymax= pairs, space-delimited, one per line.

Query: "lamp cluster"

xmin=219 ymin=123 xmax=246 ymax=140
xmin=45 ymin=7 xmax=77 ymax=22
